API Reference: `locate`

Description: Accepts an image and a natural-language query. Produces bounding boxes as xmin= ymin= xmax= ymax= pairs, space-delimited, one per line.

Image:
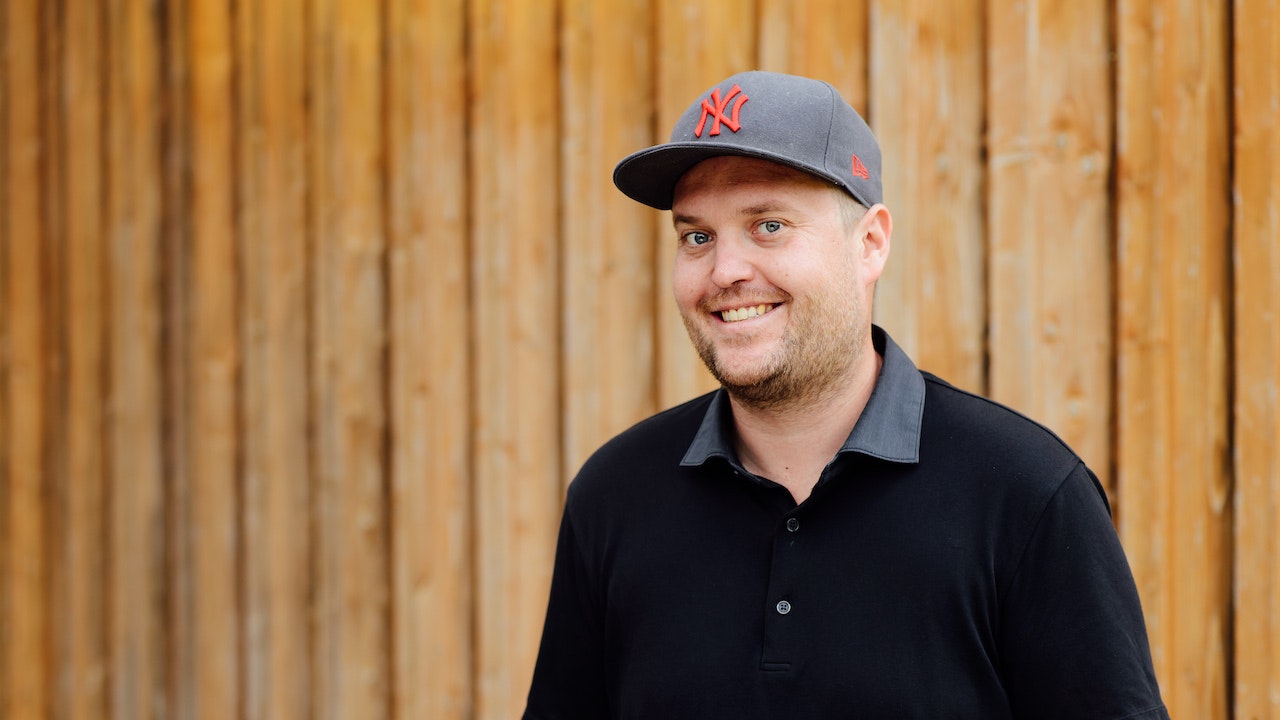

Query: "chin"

xmin=709 ymin=355 xmax=780 ymax=389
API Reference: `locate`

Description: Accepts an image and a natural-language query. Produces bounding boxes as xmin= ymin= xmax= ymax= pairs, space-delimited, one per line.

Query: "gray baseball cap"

xmin=613 ymin=71 xmax=882 ymax=210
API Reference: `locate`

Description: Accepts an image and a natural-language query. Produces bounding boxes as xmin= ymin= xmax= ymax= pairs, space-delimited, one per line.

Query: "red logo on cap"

xmin=695 ymin=84 xmax=749 ymax=137
xmin=851 ymin=154 xmax=870 ymax=180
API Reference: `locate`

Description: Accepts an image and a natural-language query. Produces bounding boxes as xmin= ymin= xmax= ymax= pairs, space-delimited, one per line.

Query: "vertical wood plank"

xmin=39 ymin=2 xmax=71 ymax=716
xmin=106 ymin=0 xmax=169 ymax=716
xmin=1116 ymin=1 xmax=1232 ymax=716
xmin=385 ymin=0 xmax=472 ymax=718
xmin=561 ymin=0 xmax=657 ymax=476
xmin=986 ymin=0 xmax=1114 ymax=476
xmin=1233 ymin=0 xmax=1280 ymax=715
xmin=653 ymin=0 xmax=757 ymax=409
xmin=868 ymin=0 xmax=985 ymax=392
xmin=161 ymin=0 xmax=194 ymax=712
xmin=469 ymin=0 xmax=561 ymax=716
xmin=4 ymin=0 xmax=50 ymax=717
xmin=60 ymin=0 xmax=109 ymax=716
xmin=757 ymin=0 xmax=868 ymax=114
xmin=310 ymin=0 xmax=390 ymax=718
xmin=238 ymin=0 xmax=312 ymax=718
xmin=187 ymin=0 xmax=240 ymax=716
xmin=0 ymin=0 xmax=8 ymax=707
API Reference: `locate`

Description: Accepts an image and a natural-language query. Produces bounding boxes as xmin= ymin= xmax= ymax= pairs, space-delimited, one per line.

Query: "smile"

xmin=718 ymin=304 xmax=776 ymax=323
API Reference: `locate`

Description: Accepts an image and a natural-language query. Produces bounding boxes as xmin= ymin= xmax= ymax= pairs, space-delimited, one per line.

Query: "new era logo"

xmin=695 ymin=84 xmax=749 ymax=137
xmin=851 ymin=154 xmax=870 ymax=180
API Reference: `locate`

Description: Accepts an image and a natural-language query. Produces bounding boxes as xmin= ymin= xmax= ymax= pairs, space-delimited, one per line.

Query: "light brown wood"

xmin=238 ymin=1 xmax=313 ymax=719
xmin=467 ymin=0 xmax=564 ymax=715
xmin=1116 ymin=1 xmax=1232 ymax=717
xmin=1233 ymin=1 xmax=1280 ymax=715
xmin=159 ymin=3 xmax=195 ymax=715
xmin=869 ymin=0 xmax=985 ymax=393
xmin=310 ymin=0 xmax=390 ymax=717
xmin=4 ymin=1 xmax=49 ymax=717
xmin=0 ymin=5 xmax=7 ymax=702
xmin=60 ymin=0 xmax=109 ymax=717
xmin=385 ymin=0 xmax=473 ymax=718
xmin=758 ymin=0 xmax=869 ymax=114
xmin=561 ymin=0 xmax=658 ymax=477
xmin=188 ymin=0 xmax=240 ymax=717
xmin=986 ymin=0 xmax=1114 ymax=478
xmin=468 ymin=1 xmax=563 ymax=717
xmin=106 ymin=0 xmax=168 ymax=717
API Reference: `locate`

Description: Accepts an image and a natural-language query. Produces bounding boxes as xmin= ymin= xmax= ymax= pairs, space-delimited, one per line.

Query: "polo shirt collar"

xmin=680 ymin=325 xmax=924 ymax=468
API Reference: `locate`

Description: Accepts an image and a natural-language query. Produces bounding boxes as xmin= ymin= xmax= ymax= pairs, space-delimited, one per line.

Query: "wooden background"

xmin=1 ymin=0 xmax=1277 ymax=718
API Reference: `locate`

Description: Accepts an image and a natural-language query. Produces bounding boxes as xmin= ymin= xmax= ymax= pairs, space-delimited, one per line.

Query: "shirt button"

xmin=776 ymin=600 xmax=792 ymax=615
xmin=785 ymin=517 xmax=800 ymax=532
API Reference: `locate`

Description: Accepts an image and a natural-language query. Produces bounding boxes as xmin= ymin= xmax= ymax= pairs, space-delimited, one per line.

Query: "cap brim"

xmin=612 ymin=142 xmax=844 ymax=211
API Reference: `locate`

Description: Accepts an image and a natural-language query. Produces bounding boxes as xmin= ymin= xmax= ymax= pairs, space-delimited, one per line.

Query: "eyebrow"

xmin=672 ymin=203 xmax=796 ymax=227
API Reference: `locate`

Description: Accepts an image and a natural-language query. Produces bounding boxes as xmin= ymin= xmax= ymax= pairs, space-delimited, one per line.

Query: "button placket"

xmin=761 ymin=512 xmax=806 ymax=668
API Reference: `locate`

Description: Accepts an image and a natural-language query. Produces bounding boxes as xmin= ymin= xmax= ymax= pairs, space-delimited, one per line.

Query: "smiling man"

xmin=523 ymin=71 xmax=1168 ymax=719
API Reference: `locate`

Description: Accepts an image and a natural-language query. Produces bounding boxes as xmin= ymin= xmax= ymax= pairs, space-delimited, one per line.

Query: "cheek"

xmin=671 ymin=258 xmax=704 ymax=308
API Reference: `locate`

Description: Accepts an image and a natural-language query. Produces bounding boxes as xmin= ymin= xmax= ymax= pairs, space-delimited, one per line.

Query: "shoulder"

xmin=565 ymin=391 xmax=715 ymax=508
xmin=916 ymin=372 xmax=1108 ymax=513
xmin=920 ymin=372 xmax=1082 ymax=470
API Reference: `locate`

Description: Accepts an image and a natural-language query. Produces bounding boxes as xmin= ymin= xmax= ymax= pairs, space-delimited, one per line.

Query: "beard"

xmin=681 ymin=283 xmax=869 ymax=412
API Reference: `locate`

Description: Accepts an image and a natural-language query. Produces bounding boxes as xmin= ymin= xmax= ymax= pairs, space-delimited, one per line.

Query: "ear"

xmin=857 ymin=203 xmax=892 ymax=284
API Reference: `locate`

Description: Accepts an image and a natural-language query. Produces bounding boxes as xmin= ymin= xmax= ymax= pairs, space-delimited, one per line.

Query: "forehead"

xmin=672 ymin=156 xmax=836 ymax=207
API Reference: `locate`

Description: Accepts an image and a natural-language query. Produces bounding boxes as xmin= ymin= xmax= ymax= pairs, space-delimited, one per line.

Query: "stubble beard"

xmin=682 ymin=290 xmax=868 ymax=413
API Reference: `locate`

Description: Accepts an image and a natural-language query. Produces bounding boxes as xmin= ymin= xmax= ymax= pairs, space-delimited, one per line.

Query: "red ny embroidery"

xmin=851 ymin=154 xmax=870 ymax=180
xmin=695 ymin=84 xmax=749 ymax=137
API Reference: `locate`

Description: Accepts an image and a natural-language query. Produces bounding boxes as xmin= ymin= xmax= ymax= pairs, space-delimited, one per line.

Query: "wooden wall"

xmin=1 ymin=1 xmax=1276 ymax=718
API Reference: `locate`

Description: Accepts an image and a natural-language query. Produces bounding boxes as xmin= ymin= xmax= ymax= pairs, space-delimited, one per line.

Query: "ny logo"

xmin=695 ymin=84 xmax=749 ymax=137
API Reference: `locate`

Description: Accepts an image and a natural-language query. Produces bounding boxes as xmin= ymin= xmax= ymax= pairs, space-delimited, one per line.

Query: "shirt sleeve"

xmin=999 ymin=462 xmax=1169 ymax=720
xmin=523 ymin=500 xmax=609 ymax=720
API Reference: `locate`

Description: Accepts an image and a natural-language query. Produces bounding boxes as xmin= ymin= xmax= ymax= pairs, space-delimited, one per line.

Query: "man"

xmin=524 ymin=71 xmax=1168 ymax=719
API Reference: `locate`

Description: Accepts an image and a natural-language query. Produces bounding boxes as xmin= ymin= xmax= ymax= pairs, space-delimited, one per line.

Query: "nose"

xmin=709 ymin=237 xmax=755 ymax=288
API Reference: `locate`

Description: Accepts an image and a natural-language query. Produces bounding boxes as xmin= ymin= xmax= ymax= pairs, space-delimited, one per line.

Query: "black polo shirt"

xmin=525 ymin=327 xmax=1168 ymax=719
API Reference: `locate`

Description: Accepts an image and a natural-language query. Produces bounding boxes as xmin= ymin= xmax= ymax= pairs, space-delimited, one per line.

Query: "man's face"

xmin=670 ymin=156 xmax=875 ymax=409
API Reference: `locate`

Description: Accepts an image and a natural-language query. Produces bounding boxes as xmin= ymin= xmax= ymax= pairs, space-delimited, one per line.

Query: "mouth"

xmin=716 ymin=303 xmax=777 ymax=323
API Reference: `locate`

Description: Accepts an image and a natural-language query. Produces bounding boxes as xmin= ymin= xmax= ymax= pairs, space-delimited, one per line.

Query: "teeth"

xmin=720 ymin=304 xmax=772 ymax=323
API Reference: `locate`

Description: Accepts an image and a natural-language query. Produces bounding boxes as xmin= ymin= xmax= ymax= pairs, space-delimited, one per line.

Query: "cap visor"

xmin=612 ymin=142 xmax=841 ymax=211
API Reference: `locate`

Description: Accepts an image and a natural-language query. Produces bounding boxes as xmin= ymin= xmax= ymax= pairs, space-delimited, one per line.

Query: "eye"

xmin=759 ymin=220 xmax=784 ymax=234
xmin=682 ymin=231 xmax=712 ymax=247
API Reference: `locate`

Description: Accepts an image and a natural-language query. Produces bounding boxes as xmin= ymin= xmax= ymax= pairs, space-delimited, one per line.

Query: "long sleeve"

xmin=523 ymin=500 xmax=609 ymax=720
xmin=999 ymin=463 xmax=1169 ymax=720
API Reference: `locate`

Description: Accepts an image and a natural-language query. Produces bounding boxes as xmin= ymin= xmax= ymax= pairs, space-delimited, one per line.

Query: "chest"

xmin=597 ymin=470 xmax=1014 ymax=718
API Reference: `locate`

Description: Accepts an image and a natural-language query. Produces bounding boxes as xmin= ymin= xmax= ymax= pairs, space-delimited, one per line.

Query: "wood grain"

xmin=469 ymin=1 xmax=562 ymax=716
xmin=106 ymin=0 xmax=168 ymax=716
xmin=561 ymin=0 xmax=658 ymax=477
xmin=4 ymin=0 xmax=49 ymax=717
xmin=986 ymin=0 xmax=1113 ymax=477
xmin=869 ymin=0 xmax=985 ymax=393
xmin=385 ymin=0 xmax=472 ymax=717
xmin=238 ymin=1 xmax=313 ymax=719
xmin=1116 ymin=1 xmax=1232 ymax=716
xmin=310 ymin=0 xmax=390 ymax=717
xmin=187 ymin=0 xmax=241 ymax=716
xmin=0 ymin=0 xmax=8 ymax=705
xmin=1233 ymin=0 xmax=1280 ymax=715
xmin=60 ymin=0 xmax=109 ymax=716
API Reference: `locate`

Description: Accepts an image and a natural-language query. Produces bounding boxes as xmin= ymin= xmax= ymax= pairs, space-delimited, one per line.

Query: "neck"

xmin=729 ymin=342 xmax=882 ymax=505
